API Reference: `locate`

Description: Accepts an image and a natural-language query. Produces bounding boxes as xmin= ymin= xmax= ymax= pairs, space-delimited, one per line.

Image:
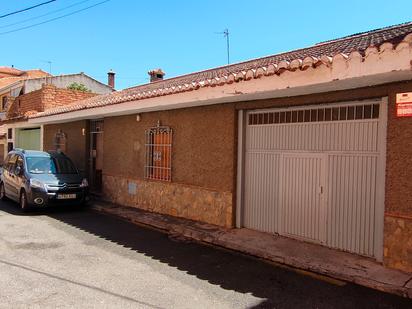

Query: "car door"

xmin=1 ymin=154 xmax=10 ymax=196
xmin=13 ymin=155 xmax=26 ymax=198
xmin=4 ymin=154 xmax=18 ymax=201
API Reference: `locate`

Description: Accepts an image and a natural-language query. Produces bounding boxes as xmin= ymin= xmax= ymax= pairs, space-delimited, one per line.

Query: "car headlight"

xmin=30 ymin=179 xmax=46 ymax=191
xmin=80 ymin=178 xmax=89 ymax=188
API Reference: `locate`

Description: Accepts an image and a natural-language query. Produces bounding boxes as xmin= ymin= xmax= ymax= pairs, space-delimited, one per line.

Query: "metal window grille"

xmin=90 ymin=119 xmax=104 ymax=133
xmin=145 ymin=123 xmax=172 ymax=182
xmin=248 ymin=103 xmax=380 ymax=125
xmin=53 ymin=129 xmax=67 ymax=152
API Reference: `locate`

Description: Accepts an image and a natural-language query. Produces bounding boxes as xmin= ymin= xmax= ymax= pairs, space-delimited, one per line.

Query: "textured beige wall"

xmin=43 ymin=120 xmax=88 ymax=175
xmin=103 ymin=103 xmax=236 ymax=192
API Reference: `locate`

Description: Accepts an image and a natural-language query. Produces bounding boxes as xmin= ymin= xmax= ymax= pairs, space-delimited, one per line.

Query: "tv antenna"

xmin=40 ymin=60 xmax=52 ymax=74
xmin=216 ymin=28 xmax=230 ymax=65
xmin=46 ymin=61 xmax=52 ymax=74
xmin=42 ymin=60 xmax=52 ymax=84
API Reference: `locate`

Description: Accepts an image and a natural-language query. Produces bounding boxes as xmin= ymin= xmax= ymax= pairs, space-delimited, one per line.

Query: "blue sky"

xmin=1 ymin=0 xmax=411 ymax=89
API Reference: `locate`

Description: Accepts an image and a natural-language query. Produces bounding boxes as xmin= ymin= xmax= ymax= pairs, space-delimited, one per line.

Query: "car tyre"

xmin=0 ymin=182 xmax=6 ymax=201
xmin=20 ymin=190 xmax=29 ymax=213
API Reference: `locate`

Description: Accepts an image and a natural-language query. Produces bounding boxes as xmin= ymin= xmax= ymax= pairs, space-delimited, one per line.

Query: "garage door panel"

xmin=327 ymin=155 xmax=377 ymax=256
xmin=244 ymin=152 xmax=280 ymax=234
xmin=243 ymin=101 xmax=385 ymax=258
xmin=247 ymin=121 xmax=378 ymax=152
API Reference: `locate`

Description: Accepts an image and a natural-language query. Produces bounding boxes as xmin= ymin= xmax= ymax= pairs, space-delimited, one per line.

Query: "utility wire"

xmin=0 ymin=0 xmax=94 ymax=29
xmin=0 ymin=0 xmax=110 ymax=35
xmin=0 ymin=0 xmax=57 ymax=19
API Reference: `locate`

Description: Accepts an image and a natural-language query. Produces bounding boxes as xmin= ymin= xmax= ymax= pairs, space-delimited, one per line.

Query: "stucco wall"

xmin=103 ymin=104 xmax=236 ymax=191
xmin=43 ymin=120 xmax=88 ymax=175
xmin=25 ymin=74 xmax=113 ymax=94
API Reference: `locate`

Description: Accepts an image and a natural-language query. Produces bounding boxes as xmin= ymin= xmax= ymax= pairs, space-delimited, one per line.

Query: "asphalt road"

xmin=0 ymin=200 xmax=411 ymax=309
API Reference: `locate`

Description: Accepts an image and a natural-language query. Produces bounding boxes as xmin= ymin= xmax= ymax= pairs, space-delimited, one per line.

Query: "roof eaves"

xmin=29 ymin=23 xmax=412 ymax=120
xmin=0 ymin=79 xmax=25 ymax=94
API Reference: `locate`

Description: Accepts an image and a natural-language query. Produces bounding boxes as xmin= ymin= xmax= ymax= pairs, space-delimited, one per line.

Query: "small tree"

xmin=67 ymin=82 xmax=91 ymax=92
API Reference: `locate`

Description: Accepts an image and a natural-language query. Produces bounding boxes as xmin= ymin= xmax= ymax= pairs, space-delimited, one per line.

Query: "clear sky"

xmin=1 ymin=0 xmax=411 ymax=90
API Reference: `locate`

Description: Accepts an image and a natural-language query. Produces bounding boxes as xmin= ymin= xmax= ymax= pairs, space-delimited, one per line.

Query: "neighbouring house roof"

xmin=0 ymin=67 xmax=25 ymax=76
xmin=0 ymin=67 xmax=49 ymax=79
xmin=0 ymin=72 xmax=113 ymax=96
xmin=0 ymin=77 xmax=23 ymax=90
xmin=0 ymin=68 xmax=51 ymax=94
xmin=31 ymin=21 xmax=412 ymax=119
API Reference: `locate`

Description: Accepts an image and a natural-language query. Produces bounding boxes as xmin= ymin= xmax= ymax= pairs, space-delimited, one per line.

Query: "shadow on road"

xmin=1 ymin=200 xmax=411 ymax=309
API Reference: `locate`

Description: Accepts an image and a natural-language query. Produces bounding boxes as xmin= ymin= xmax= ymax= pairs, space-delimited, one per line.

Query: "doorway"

xmin=89 ymin=120 xmax=104 ymax=193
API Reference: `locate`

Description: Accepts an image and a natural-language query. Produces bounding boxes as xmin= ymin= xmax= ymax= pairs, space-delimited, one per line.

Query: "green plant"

xmin=67 ymin=82 xmax=91 ymax=92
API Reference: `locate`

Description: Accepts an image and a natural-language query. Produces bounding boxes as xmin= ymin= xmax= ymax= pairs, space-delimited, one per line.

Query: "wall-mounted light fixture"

xmin=136 ymin=114 xmax=141 ymax=122
xmin=82 ymin=128 xmax=86 ymax=136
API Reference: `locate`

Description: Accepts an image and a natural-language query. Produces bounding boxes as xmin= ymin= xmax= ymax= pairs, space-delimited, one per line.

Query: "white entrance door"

xmin=241 ymin=100 xmax=386 ymax=258
xmin=280 ymin=153 xmax=326 ymax=244
xmin=17 ymin=128 xmax=41 ymax=150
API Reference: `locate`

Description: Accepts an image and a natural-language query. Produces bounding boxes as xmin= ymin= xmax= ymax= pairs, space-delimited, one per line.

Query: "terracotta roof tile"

xmin=0 ymin=66 xmax=24 ymax=76
xmin=0 ymin=67 xmax=49 ymax=79
xmin=0 ymin=68 xmax=50 ymax=91
xmin=0 ymin=77 xmax=23 ymax=90
xmin=31 ymin=21 xmax=412 ymax=119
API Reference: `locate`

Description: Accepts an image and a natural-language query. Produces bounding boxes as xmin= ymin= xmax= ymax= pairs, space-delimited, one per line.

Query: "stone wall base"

xmin=384 ymin=215 xmax=412 ymax=273
xmin=102 ymin=174 xmax=233 ymax=228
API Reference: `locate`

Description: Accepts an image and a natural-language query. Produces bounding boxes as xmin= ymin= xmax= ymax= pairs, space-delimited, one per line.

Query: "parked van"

xmin=0 ymin=149 xmax=89 ymax=211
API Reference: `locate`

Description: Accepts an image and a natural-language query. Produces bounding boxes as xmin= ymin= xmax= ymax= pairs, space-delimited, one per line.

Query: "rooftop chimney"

xmin=107 ymin=69 xmax=115 ymax=88
xmin=148 ymin=69 xmax=165 ymax=82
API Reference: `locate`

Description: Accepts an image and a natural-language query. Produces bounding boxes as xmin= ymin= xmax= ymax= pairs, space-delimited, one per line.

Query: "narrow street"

xmin=0 ymin=200 xmax=411 ymax=309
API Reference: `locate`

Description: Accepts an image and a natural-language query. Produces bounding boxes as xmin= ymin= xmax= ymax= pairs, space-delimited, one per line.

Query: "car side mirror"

xmin=15 ymin=166 xmax=22 ymax=176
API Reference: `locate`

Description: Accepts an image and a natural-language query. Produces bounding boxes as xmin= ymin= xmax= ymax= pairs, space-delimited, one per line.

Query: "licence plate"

xmin=57 ymin=194 xmax=77 ymax=199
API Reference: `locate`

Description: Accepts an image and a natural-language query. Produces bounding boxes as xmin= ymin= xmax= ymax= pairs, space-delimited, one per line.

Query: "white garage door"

xmin=241 ymin=99 xmax=386 ymax=258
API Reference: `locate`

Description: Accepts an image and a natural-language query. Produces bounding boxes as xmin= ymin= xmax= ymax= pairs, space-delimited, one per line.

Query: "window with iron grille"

xmin=53 ymin=129 xmax=67 ymax=152
xmin=145 ymin=123 xmax=172 ymax=181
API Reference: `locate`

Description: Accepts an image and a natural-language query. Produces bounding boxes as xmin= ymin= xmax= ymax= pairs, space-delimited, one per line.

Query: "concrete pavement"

xmin=92 ymin=201 xmax=412 ymax=298
xmin=0 ymin=200 xmax=411 ymax=308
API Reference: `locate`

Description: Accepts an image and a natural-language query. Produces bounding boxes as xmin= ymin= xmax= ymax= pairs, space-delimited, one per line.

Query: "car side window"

xmin=16 ymin=156 xmax=24 ymax=174
xmin=7 ymin=154 xmax=17 ymax=173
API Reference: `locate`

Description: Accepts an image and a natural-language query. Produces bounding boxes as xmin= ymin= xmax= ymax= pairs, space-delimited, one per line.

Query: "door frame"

xmin=89 ymin=119 xmax=104 ymax=193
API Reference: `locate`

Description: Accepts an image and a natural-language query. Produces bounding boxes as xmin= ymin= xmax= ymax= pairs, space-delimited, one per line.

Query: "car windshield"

xmin=26 ymin=156 xmax=78 ymax=174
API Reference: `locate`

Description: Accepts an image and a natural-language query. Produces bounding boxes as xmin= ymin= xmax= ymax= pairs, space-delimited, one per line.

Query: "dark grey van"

xmin=0 ymin=149 xmax=89 ymax=211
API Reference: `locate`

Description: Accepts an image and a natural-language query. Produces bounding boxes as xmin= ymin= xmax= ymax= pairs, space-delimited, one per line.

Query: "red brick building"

xmin=0 ymin=71 xmax=113 ymax=163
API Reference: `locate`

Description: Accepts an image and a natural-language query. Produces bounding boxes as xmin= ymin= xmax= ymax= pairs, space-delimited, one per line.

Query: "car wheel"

xmin=0 ymin=182 xmax=6 ymax=200
xmin=20 ymin=190 xmax=29 ymax=212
